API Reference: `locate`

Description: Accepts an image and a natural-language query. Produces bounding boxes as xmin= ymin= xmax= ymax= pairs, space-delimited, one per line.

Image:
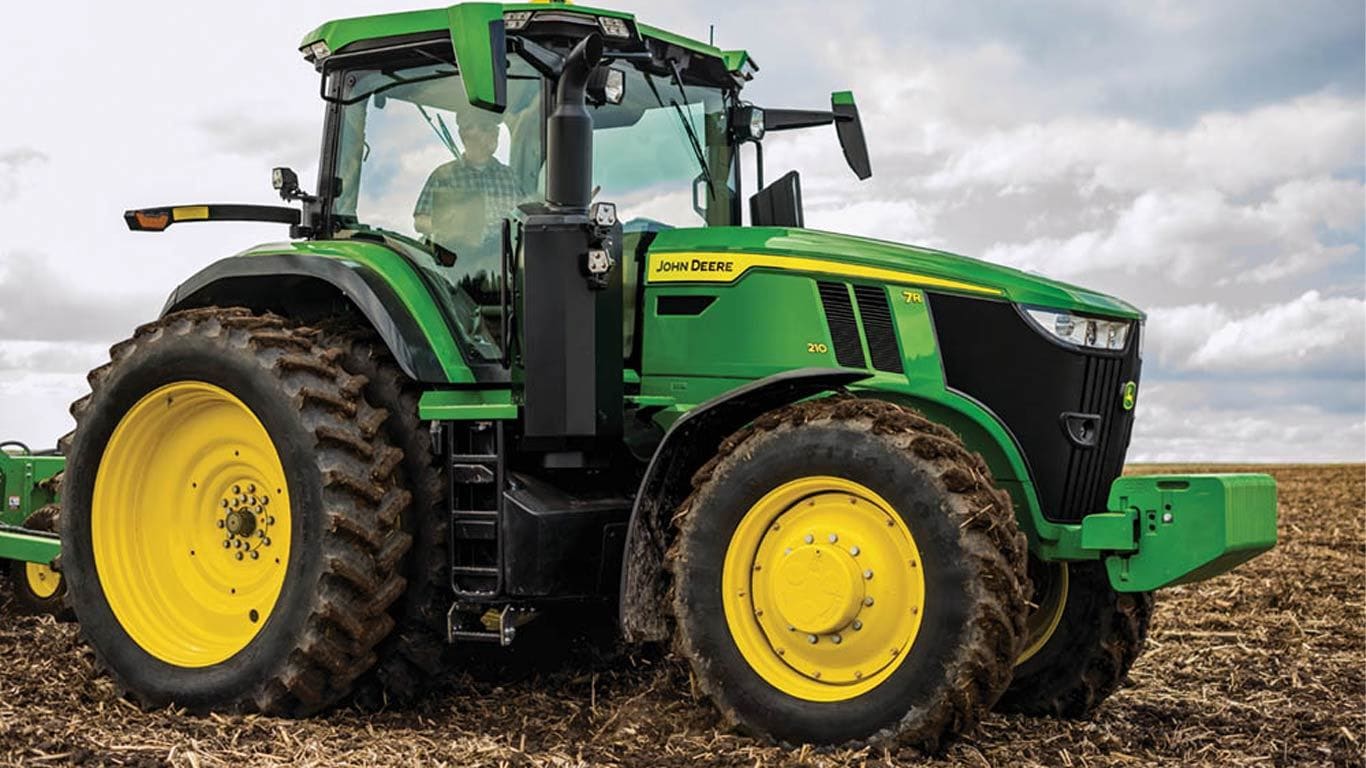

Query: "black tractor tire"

xmin=61 ymin=308 xmax=412 ymax=715
xmin=669 ymin=397 xmax=1028 ymax=750
xmin=326 ymin=331 xmax=451 ymax=710
xmin=7 ymin=504 xmax=74 ymax=620
xmin=997 ymin=559 xmax=1154 ymax=718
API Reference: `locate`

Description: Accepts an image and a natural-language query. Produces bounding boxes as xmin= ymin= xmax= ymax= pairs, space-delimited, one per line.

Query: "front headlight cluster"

xmin=1024 ymin=308 xmax=1130 ymax=351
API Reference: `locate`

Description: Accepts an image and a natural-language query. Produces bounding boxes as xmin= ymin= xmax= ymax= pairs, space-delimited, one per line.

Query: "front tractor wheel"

xmin=61 ymin=309 xmax=412 ymax=715
xmin=670 ymin=398 xmax=1028 ymax=750
xmin=997 ymin=558 xmax=1154 ymax=717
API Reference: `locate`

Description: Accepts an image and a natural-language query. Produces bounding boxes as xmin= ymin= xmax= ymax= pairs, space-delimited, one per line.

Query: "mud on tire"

xmin=326 ymin=331 xmax=450 ymax=709
xmin=60 ymin=308 xmax=412 ymax=715
xmin=669 ymin=397 xmax=1029 ymax=750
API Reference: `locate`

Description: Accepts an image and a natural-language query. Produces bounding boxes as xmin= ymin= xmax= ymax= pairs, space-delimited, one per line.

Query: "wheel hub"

xmin=723 ymin=477 xmax=926 ymax=702
xmin=770 ymin=545 xmax=864 ymax=635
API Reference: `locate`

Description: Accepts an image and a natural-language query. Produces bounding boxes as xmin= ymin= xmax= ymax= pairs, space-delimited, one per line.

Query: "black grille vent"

xmin=817 ymin=282 xmax=866 ymax=369
xmin=1059 ymin=355 xmax=1126 ymax=520
xmin=853 ymin=285 xmax=903 ymax=373
xmin=929 ymin=293 xmax=1140 ymax=523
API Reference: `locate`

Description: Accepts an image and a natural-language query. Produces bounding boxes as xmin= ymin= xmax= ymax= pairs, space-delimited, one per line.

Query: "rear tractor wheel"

xmin=8 ymin=504 xmax=73 ymax=620
xmin=997 ymin=558 xmax=1154 ymax=717
xmin=60 ymin=308 xmax=412 ymax=715
xmin=670 ymin=398 xmax=1028 ymax=750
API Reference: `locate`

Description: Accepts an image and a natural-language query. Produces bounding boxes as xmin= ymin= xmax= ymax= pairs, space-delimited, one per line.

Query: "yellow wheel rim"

xmin=93 ymin=381 xmax=292 ymax=668
xmin=1017 ymin=561 xmax=1068 ymax=665
xmin=721 ymin=476 xmax=925 ymax=702
xmin=25 ymin=561 xmax=61 ymax=599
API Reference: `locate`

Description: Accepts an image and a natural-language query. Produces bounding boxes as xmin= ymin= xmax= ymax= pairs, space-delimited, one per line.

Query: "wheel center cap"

xmin=225 ymin=509 xmax=256 ymax=537
xmin=769 ymin=545 xmax=864 ymax=635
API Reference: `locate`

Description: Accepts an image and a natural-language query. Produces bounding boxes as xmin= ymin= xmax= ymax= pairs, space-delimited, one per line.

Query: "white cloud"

xmin=0 ymin=147 xmax=48 ymax=201
xmin=1146 ymin=291 xmax=1366 ymax=375
xmin=980 ymin=177 xmax=1363 ymax=286
xmin=926 ymin=93 xmax=1364 ymax=196
xmin=1130 ymin=381 xmax=1365 ymax=462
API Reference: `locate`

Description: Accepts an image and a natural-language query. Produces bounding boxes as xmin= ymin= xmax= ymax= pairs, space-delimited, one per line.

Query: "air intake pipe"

xmin=546 ymin=33 xmax=603 ymax=210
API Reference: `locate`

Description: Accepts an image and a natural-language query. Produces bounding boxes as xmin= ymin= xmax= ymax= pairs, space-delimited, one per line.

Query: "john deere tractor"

xmin=55 ymin=1 xmax=1278 ymax=749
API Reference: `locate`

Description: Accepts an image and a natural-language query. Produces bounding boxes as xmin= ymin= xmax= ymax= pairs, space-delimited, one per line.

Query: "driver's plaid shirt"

xmin=413 ymin=158 xmax=523 ymax=233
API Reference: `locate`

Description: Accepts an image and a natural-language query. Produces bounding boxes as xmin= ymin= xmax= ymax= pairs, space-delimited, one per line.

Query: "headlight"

xmin=1024 ymin=308 xmax=1130 ymax=351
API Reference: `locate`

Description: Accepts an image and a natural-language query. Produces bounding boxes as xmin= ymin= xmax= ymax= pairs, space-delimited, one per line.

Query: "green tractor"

xmin=54 ymin=1 xmax=1278 ymax=749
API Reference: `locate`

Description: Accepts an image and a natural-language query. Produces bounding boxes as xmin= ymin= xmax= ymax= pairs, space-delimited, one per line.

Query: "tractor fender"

xmin=618 ymin=368 xmax=870 ymax=642
xmin=163 ymin=252 xmax=457 ymax=383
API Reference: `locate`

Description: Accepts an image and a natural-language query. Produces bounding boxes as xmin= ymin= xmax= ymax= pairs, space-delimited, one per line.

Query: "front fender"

xmin=618 ymin=368 xmax=870 ymax=642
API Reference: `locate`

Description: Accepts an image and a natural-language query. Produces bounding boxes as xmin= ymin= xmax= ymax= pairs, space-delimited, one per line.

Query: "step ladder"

xmin=446 ymin=421 xmax=502 ymax=599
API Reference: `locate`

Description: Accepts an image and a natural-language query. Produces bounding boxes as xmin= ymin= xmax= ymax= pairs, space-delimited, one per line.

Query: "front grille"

xmin=853 ymin=284 xmax=904 ymax=374
xmin=928 ymin=293 xmax=1140 ymax=523
xmin=818 ymin=281 xmax=867 ymax=369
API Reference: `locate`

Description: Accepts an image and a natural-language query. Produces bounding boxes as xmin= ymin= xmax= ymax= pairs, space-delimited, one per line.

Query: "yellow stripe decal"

xmin=646 ymin=251 xmax=1003 ymax=296
xmin=172 ymin=206 xmax=210 ymax=222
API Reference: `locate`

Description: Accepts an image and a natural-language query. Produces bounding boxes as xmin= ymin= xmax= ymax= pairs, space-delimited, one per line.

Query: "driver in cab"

xmin=412 ymin=108 xmax=521 ymax=282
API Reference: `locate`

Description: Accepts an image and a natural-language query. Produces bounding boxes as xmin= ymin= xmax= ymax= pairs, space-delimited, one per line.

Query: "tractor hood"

xmin=646 ymin=226 xmax=1143 ymax=321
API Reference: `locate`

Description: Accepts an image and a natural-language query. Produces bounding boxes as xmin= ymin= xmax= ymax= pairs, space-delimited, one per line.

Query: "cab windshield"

xmin=330 ymin=55 xmax=545 ymax=360
xmin=589 ymin=65 xmax=735 ymax=231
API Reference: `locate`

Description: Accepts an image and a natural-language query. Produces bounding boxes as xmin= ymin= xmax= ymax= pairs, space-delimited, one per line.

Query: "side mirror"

xmin=750 ymin=170 xmax=804 ymax=229
xmin=831 ymin=91 xmax=871 ymax=180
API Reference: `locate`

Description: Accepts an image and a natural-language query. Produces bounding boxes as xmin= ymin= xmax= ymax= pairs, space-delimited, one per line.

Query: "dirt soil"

xmin=1 ymin=465 xmax=1361 ymax=767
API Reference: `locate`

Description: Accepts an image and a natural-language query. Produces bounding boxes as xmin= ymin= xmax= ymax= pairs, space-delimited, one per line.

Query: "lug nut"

xmin=266 ymin=516 xmax=276 ymax=526
xmin=831 ymin=634 xmax=843 ymax=645
xmin=248 ymin=484 xmax=256 ymax=494
xmin=863 ymin=569 xmax=874 ymax=580
xmin=233 ymin=485 xmax=241 ymax=495
xmin=220 ymin=499 xmax=229 ymax=508
xmin=261 ymin=496 xmax=269 ymax=506
xmin=784 ymin=547 xmax=793 ymax=555
xmin=235 ymin=552 xmax=244 ymax=561
xmin=222 ymin=541 xmax=231 ymax=549
xmin=864 ymin=597 xmax=875 ymax=607
xmin=828 ymin=533 xmax=838 ymax=543
xmin=803 ymin=534 xmax=814 ymax=544
xmin=807 ymin=634 xmax=818 ymax=645
xmin=250 ymin=551 xmax=259 ymax=560
xmin=262 ymin=537 xmax=271 ymax=547
xmin=216 ymin=520 xmax=225 ymax=528
xmin=852 ymin=620 xmax=863 ymax=631
xmin=849 ymin=545 xmax=861 ymax=556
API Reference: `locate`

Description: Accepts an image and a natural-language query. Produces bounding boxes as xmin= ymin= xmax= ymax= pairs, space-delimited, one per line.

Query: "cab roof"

xmin=300 ymin=2 xmax=756 ymax=75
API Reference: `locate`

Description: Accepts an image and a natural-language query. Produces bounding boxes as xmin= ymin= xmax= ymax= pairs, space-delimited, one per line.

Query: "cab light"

xmin=503 ymin=11 xmax=533 ymax=30
xmin=1024 ymin=308 xmax=1130 ymax=351
xmin=598 ymin=16 xmax=631 ymax=38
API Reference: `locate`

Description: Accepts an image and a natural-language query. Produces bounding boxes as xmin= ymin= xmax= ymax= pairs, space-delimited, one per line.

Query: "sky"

xmin=0 ymin=1 xmax=1362 ymax=462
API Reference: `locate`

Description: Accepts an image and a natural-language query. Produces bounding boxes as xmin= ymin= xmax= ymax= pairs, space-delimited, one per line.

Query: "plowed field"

xmin=2 ymin=465 xmax=1361 ymax=767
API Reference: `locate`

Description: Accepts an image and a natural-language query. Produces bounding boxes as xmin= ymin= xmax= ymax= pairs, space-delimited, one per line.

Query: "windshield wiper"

xmin=644 ymin=65 xmax=716 ymax=203
xmin=416 ymin=104 xmax=459 ymax=159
